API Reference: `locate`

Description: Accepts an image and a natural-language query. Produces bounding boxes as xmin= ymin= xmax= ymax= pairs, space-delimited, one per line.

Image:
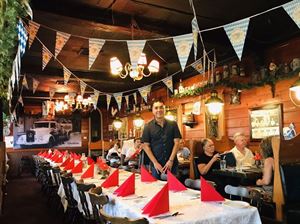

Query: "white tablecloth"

xmin=50 ymin=159 xmax=261 ymax=224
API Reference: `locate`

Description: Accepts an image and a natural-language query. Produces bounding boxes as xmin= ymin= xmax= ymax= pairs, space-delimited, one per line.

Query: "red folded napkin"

xmin=87 ymin=157 xmax=94 ymax=165
xmin=200 ymin=176 xmax=224 ymax=201
xmin=141 ymin=165 xmax=156 ymax=182
xmin=98 ymin=162 xmax=109 ymax=171
xmin=64 ymin=159 xmax=75 ymax=170
xmin=60 ymin=157 xmax=70 ymax=167
xmin=142 ymin=183 xmax=169 ymax=217
xmin=56 ymin=155 xmax=63 ymax=163
xmin=38 ymin=151 xmax=42 ymax=156
xmin=101 ymin=169 xmax=119 ymax=188
xmin=167 ymin=170 xmax=187 ymax=192
xmin=114 ymin=173 xmax=135 ymax=197
xmin=71 ymin=161 xmax=83 ymax=174
xmin=81 ymin=163 xmax=94 ymax=179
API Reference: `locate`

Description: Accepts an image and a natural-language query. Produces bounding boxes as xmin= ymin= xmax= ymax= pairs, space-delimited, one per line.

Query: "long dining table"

xmin=51 ymin=159 xmax=262 ymax=224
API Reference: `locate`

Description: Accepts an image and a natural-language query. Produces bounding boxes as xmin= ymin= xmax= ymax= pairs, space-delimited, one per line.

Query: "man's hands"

xmin=162 ymin=160 xmax=173 ymax=173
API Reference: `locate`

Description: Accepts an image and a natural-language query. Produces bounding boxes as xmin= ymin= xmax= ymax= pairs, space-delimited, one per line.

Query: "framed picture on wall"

xmin=249 ymin=104 xmax=283 ymax=141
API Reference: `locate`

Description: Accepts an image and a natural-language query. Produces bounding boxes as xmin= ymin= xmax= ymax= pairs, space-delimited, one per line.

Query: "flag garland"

xmin=89 ymin=39 xmax=105 ymax=69
xmin=28 ymin=20 xmax=40 ymax=48
xmin=55 ymin=31 xmax=71 ymax=58
xmin=283 ymin=0 xmax=300 ymax=29
xmin=127 ymin=40 xmax=146 ymax=69
xmin=173 ymin=33 xmax=193 ymax=71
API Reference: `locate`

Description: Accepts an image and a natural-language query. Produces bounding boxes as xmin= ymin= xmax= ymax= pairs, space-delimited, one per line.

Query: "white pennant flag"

xmin=32 ymin=78 xmax=40 ymax=94
xmin=49 ymin=88 xmax=56 ymax=101
xmin=106 ymin=94 xmax=111 ymax=110
xmin=93 ymin=90 xmax=100 ymax=107
xmin=162 ymin=76 xmax=173 ymax=93
xmin=55 ymin=31 xmax=71 ymax=58
xmin=22 ymin=74 xmax=29 ymax=89
xmin=283 ymin=0 xmax=300 ymax=29
xmin=191 ymin=17 xmax=199 ymax=61
xmin=80 ymin=81 xmax=87 ymax=96
xmin=63 ymin=66 xmax=71 ymax=85
xmin=18 ymin=96 xmax=24 ymax=106
xmin=42 ymin=45 xmax=53 ymax=70
xmin=173 ymin=33 xmax=193 ymax=71
xmin=138 ymin=85 xmax=151 ymax=103
xmin=125 ymin=95 xmax=129 ymax=108
xmin=224 ymin=18 xmax=250 ymax=61
xmin=89 ymin=39 xmax=105 ymax=69
xmin=28 ymin=20 xmax=40 ymax=48
xmin=113 ymin=92 xmax=123 ymax=111
xmin=127 ymin=40 xmax=146 ymax=69
xmin=133 ymin=92 xmax=137 ymax=105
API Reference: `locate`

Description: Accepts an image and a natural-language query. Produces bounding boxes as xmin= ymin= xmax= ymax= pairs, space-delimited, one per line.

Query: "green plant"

xmin=0 ymin=0 xmax=29 ymax=99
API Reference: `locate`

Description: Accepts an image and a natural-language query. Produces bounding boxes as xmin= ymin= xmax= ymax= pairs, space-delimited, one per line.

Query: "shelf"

xmin=182 ymin=122 xmax=198 ymax=128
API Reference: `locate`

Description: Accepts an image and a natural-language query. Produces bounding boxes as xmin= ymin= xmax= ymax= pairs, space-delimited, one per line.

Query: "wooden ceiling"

xmin=20 ymin=0 xmax=298 ymax=106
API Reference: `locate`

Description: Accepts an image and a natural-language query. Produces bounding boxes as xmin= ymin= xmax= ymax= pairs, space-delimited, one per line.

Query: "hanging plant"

xmin=0 ymin=0 xmax=29 ymax=99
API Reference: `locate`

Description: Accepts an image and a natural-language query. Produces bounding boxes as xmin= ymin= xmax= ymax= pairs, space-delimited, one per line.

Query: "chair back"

xmin=99 ymin=208 xmax=149 ymax=224
xmin=61 ymin=176 xmax=77 ymax=208
xmin=224 ymin=185 xmax=250 ymax=200
xmin=76 ymin=183 xmax=96 ymax=219
xmin=88 ymin=192 xmax=109 ymax=222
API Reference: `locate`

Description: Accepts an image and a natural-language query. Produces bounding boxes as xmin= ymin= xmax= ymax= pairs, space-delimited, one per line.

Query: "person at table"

xmin=196 ymin=138 xmax=220 ymax=181
xmin=106 ymin=141 xmax=121 ymax=160
xmin=230 ymin=132 xmax=255 ymax=167
xmin=177 ymin=139 xmax=191 ymax=161
xmin=255 ymin=136 xmax=274 ymax=200
xmin=120 ymin=138 xmax=142 ymax=166
xmin=142 ymin=99 xmax=182 ymax=179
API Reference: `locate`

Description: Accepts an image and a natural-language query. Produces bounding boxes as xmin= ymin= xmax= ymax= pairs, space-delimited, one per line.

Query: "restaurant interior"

xmin=1 ymin=0 xmax=300 ymax=223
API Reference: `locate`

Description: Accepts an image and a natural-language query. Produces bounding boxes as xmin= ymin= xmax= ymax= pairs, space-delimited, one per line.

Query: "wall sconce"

xmin=133 ymin=114 xmax=144 ymax=129
xmin=205 ymin=90 xmax=224 ymax=137
xmin=289 ymin=74 xmax=300 ymax=107
xmin=112 ymin=117 xmax=122 ymax=131
xmin=164 ymin=107 xmax=176 ymax=121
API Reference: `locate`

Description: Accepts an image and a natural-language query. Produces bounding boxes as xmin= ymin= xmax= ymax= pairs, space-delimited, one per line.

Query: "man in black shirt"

xmin=142 ymin=99 xmax=182 ymax=179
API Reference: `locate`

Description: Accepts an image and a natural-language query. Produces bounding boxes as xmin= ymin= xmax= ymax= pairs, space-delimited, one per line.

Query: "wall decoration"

xmin=249 ymin=104 xmax=282 ymax=141
xmin=13 ymin=113 xmax=82 ymax=149
xmin=230 ymin=88 xmax=241 ymax=104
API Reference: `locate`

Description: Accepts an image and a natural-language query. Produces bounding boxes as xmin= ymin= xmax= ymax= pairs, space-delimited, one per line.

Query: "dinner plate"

xmin=223 ymin=200 xmax=250 ymax=208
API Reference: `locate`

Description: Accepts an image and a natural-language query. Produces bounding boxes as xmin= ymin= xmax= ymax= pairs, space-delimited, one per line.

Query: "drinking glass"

xmin=220 ymin=159 xmax=226 ymax=170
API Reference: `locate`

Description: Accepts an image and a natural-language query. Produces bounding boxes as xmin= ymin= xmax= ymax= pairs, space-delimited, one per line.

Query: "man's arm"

xmin=143 ymin=142 xmax=163 ymax=173
xmin=162 ymin=138 xmax=180 ymax=172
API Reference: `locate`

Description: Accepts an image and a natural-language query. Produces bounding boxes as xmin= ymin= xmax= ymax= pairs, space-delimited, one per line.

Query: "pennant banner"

xmin=80 ymin=81 xmax=87 ymax=96
xmin=162 ymin=76 xmax=173 ymax=93
xmin=42 ymin=45 xmax=53 ymax=70
xmin=93 ymin=90 xmax=100 ymax=107
xmin=224 ymin=18 xmax=250 ymax=61
xmin=18 ymin=96 xmax=24 ymax=106
xmin=191 ymin=57 xmax=204 ymax=74
xmin=138 ymin=85 xmax=151 ymax=103
xmin=173 ymin=33 xmax=193 ymax=71
xmin=17 ymin=20 xmax=28 ymax=57
xmin=49 ymin=88 xmax=56 ymax=100
xmin=192 ymin=17 xmax=199 ymax=61
xmin=125 ymin=95 xmax=129 ymax=108
xmin=89 ymin=38 xmax=105 ymax=69
xmin=283 ymin=0 xmax=300 ymax=29
xmin=127 ymin=40 xmax=146 ymax=69
xmin=22 ymin=74 xmax=29 ymax=89
xmin=28 ymin=20 xmax=40 ymax=48
xmin=113 ymin=92 xmax=123 ymax=111
xmin=55 ymin=31 xmax=71 ymax=58
xmin=32 ymin=78 xmax=40 ymax=94
xmin=133 ymin=92 xmax=137 ymax=105
xmin=63 ymin=66 xmax=71 ymax=85
xmin=107 ymin=94 xmax=111 ymax=110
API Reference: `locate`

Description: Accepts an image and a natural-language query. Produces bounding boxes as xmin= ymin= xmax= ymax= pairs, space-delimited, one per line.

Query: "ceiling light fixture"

xmin=110 ymin=53 xmax=159 ymax=81
xmin=133 ymin=113 xmax=144 ymax=129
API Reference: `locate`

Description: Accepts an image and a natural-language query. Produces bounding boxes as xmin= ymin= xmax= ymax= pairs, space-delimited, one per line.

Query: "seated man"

xmin=230 ymin=132 xmax=254 ymax=167
xmin=121 ymin=138 xmax=142 ymax=167
xmin=106 ymin=141 xmax=121 ymax=160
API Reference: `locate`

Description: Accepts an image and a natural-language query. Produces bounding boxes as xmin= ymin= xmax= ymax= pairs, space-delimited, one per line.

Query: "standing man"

xmin=142 ymin=99 xmax=182 ymax=179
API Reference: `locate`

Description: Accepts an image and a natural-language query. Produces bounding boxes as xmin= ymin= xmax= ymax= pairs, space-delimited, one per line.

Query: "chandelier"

xmin=55 ymin=93 xmax=94 ymax=112
xmin=110 ymin=53 xmax=159 ymax=81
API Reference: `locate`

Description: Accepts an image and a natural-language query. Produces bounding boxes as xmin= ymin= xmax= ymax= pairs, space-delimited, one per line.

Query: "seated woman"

xmin=255 ymin=136 xmax=274 ymax=201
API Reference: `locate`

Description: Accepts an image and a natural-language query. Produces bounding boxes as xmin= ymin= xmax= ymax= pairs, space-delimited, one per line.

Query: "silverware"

xmin=156 ymin=212 xmax=182 ymax=219
xmin=122 ymin=195 xmax=146 ymax=200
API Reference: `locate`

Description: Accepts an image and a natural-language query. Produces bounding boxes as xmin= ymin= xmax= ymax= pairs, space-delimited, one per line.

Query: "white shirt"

xmin=230 ymin=146 xmax=255 ymax=166
xmin=106 ymin=145 xmax=120 ymax=160
xmin=121 ymin=147 xmax=136 ymax=160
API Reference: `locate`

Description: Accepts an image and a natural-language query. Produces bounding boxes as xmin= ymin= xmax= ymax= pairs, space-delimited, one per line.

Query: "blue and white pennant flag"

xmin=224 ymin=18 xmax=250 ymax=61
xmin=173 ymin=33 xmax=193 ymax=71
xmin=17 ymin=20 xmax=28 ymax=57
xmin=113 ymin=92 xmax=123 ymax=111
xmin=127 ymin=40 xmax=146 ymax=69
xmin=283 ymin=0 xmax=300 ymax=29
xmin=191 ymin=17 xmax=199 ymax=61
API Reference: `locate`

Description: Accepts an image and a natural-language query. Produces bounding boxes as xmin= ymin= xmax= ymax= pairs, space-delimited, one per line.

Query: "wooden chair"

xmin=76 ymin=183 xmax=97 ymax=222
xmin=273 ymin=134 xmax=300 ymax=223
